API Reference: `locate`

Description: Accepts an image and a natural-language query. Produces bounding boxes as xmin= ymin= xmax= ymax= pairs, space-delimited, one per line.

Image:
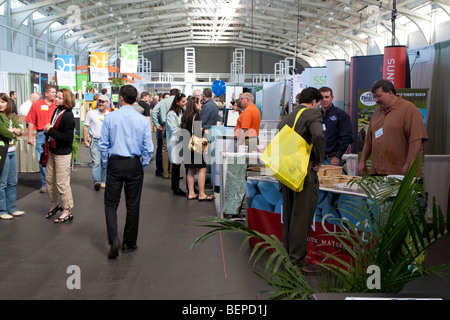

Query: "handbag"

xmin=188 ymin=115 xmax=209 ymax=155
xmin=260 ymin=108 xmax=312 ymax=192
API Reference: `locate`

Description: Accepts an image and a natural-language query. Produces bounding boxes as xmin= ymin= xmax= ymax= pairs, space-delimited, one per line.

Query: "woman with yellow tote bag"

xmin=262 ymin=87 xmax=326 ymax=273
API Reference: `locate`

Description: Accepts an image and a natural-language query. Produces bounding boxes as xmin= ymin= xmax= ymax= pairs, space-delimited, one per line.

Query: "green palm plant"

xmin=318 ymin=156 xmax=450 ymax=293
xmin=188 ymin=219 xmax=315 ymax=300
xmin=189 ymin=156 xmax=450 ymax=299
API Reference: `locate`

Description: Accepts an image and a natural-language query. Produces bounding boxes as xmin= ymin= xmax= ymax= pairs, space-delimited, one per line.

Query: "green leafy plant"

xmin=318 ymin=157 xmax=450 ymax=293
xmin=188 ymin=219 xmax=315 ymax=300
xmin=85 ymin=82 xmax=97 ymax=93
xmin=189 ymin=157 xmax=450 ymax=299
xmin=110 ymin=77 xmax=125 ymax=89
xmin=71 ymin=134 xmax=80 ymax=162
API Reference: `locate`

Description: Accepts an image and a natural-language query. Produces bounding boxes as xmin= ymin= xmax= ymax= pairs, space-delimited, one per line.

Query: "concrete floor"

xmin=2 ymin=141 xmax=449 ymax=300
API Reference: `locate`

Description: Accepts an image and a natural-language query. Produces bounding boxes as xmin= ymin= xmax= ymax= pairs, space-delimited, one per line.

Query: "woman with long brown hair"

xmin=43 ymin=88 xmax=76 ymax=223
xmin=181 ymin=96 xmax=214 ymax=201
xmin=0 ymin=93 xmax=24 ymax=220
xmin=166 ymin=93 xmax=186 ymax=196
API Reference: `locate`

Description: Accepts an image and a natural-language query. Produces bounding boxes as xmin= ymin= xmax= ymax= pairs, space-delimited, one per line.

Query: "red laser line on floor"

xmin=219 ymin=228 xmax=227 ymax=279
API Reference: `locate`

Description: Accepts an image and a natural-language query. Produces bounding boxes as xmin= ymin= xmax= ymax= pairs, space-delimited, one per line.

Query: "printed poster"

xmin=120 ymin=43 xmax=138 ymax=74
xmin=89 ymin=52 xmax=109 ymax=83
xmin=55 ymin=55 xmax=76 ymax=87
xmin=357 ymin=88 xmax=428 ymax=152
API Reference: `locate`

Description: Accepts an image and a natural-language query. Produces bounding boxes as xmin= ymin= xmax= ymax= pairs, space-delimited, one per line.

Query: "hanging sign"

xmin=55 ymin=55 xmax=76 ymax=87
xmin=89 ymin=52 xmax=109 ymax=83
xmin=120 ymin=43 xmax=139 ymax=73
xmin=383 ymin=45 xmax=410 ymax=88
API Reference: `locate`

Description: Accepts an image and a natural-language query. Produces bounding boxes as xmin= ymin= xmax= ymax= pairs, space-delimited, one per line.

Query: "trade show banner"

xmin=326 ymin=59 xmax=348 ymax=110
xmin=40 ymin=73 xmax=48 ymax=89
xmin=289 ymin=74 xmax=303 ymax=110
xmin=350 ymin=54 xmax=384 ymax=153
xmin=383 ymin=45 xmax=411 ymax=89
xmin=30 ymin=70 xmax=40 ymax=94
xmin=262 ymin=82 xmax=283 ymax=120
xmin=302 ymin=66 xmax=327 ymax=89
xmin=55 ymin=55 xmax=76 ymax=87
xmin=88 ymin=51 xmax=109 ymax=83
xmin=120 ymin=43 xmax=139 ymax=74
xmin=357 ymin=88 xmax=428 ymax=152
xmin=30 ymin=71 xmax=49 ymax=95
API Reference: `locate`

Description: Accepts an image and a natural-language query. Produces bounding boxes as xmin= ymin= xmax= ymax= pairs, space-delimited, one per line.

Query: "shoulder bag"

xmin=188 ymin=114 xmax=209 ymax=155
xmin=260 ymin=108 xmax=312 ymax=192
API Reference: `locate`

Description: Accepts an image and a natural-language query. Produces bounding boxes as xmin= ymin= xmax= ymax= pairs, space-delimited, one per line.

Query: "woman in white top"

xmin=166 ymin=93 xmax=186 ymax=196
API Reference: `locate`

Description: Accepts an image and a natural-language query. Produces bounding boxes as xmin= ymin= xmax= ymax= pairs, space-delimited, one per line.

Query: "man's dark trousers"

xmin=105 ymin=156 xmax=144 ymax=247
xmin=281 ymin=167 xmax=319 ymax=266
xmin=155 ymin=129 xmax=163 ymax=175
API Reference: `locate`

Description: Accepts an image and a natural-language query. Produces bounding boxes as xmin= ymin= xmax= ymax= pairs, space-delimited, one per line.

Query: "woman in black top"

xmin=43 ymin=88 xmax=75 ymax=223
xmin=181 ymin=97 xmax=214 ymax=201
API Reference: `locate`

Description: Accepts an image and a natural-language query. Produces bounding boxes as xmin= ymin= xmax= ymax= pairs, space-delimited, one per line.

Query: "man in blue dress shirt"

xmin=318 ymin=87 xmax=353 ymax=166
xmin=98 ymin=85 xmax=153 ymax=259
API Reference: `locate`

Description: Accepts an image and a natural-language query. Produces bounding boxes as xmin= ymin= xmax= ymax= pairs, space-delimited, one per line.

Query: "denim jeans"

xmin=35 ymin=131 xmax=46 ymax=188
xmin=90 ymin=138 xmax=106 ymax=184
xmin=0 ymin=151 xmax=18 ymax=214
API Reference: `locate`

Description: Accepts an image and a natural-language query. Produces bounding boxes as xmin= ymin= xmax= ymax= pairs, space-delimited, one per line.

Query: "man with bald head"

xmin=19 ymin=92 xmax=41 ymax=116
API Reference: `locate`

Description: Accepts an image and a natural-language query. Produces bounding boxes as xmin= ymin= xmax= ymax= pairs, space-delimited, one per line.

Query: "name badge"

xmin=41 ymin=105 xmax=49 ymax=111
xmin=375 ymin=128 xmax=383 ymax=139
xmin=322 ymin=124 xmax=326 ymax=132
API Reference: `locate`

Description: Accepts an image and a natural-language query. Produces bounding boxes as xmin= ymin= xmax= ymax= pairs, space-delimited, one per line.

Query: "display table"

xmin=15 ymin=137 xmax=39 ymax=173
xmin=246 ymin=175 xmax=368 ymax=266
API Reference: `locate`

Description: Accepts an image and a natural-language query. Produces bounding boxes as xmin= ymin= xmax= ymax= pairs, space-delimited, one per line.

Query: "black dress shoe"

xmin=121 ymin=244 xmax=138 ymax=253
xmin=173 ymin=189 xmax=187 ymax=196
xmin=108 ymin=240 xmax=120 ymax=259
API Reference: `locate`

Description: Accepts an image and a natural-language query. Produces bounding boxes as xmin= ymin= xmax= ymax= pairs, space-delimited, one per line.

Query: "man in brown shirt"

xmin=358 ymin=79 xmax=428 ymax=177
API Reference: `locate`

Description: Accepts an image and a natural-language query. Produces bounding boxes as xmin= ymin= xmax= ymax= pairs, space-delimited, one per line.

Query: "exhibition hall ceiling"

xmin=8 ymin=0 xmax=450 ymax=66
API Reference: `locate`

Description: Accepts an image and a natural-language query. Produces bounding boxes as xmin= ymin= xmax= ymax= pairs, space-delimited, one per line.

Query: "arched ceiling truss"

xmin=5 ymin=0 xmax=450 ymax=67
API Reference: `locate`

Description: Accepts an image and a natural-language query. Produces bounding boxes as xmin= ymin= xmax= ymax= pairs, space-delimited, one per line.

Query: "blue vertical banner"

xmin=55 ymin=55 xmax=76 ymax=87
xmin=349 ymin=55 xmax=384 ymax=154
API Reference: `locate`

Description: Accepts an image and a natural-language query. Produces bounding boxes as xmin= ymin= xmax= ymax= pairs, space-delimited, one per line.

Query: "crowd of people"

xmin=0 ymin=79 xmax=428 ymax=264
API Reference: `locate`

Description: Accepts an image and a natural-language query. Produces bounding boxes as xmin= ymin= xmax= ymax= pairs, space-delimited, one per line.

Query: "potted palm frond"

xmin=318 ymin=157 xmax=449 ymax=294
xmin=110 ymin=77 xmax=125 ymax=94
xmin=85 ymin=82 xmax=97 ymax=93
xmin=189 ymin=157 xmax=450 ymax=299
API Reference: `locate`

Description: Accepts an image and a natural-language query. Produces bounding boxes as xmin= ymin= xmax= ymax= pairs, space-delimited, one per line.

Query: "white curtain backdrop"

xmin=0 ymin=72 xmax=8 ymax=93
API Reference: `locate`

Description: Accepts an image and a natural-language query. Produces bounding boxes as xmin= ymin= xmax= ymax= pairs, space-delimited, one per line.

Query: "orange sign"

xmin=383 ymin=46 xmax=408 ymax=88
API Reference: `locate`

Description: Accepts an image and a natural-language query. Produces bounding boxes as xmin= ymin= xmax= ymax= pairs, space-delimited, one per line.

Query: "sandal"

xmin=46 ymin=204 xmax=62 ymax=219
xmin=198 ymin=194 xmax=215 ymax=201
xmin=187 ymin=195 xmax=198 ymax=200
xmin=53 ymin=212 xmax=73 ymax=223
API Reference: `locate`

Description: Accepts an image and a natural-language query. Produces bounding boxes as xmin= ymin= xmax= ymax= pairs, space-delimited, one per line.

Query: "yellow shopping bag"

xmin=260 ymin=108 xmax=312 ymax=192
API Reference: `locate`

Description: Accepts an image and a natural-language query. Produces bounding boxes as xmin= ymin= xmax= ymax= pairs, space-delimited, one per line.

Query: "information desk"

xmin=246 ymin=175 xmax=368 ymax=266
